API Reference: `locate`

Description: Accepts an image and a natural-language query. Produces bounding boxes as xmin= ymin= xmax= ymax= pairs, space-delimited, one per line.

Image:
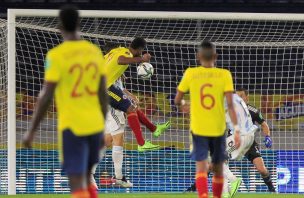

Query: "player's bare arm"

xmin=261 ymin=121 xmax=271 ymax=136
xmin=98 ymin=75 xmax=108 ymax=118
xmin=23 ymin=82 xmax=57 ymax=148
xmin=225 ymin=91 xmax=241 ymax=149
xmin=117 ymin=53 xmax=151 ymax=65
xmin=174 ymin=90 xmax=184 ymax=106
xmin=123 ymin=89 xmax=139 ymax=104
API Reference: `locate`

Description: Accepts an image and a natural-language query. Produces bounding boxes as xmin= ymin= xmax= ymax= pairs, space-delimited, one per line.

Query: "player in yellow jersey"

xmin=105 ymin=39 xmax=170 ymax=152
xmin=175 ymin=41 xmax=241 ymax=198
xmin=22 ymin=6 xmax=107 ymax=198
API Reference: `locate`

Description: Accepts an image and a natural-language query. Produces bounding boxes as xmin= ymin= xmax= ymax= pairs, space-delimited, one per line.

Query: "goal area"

xmin=0 ymin=9 xmax=303 ymax=195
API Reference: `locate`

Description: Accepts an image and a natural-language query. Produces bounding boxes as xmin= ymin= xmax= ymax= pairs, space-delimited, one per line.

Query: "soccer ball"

xmin=137 ymin=62 xmax=154 ymax=79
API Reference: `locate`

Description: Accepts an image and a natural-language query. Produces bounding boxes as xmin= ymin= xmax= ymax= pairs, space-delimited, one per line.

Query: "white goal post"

xmin=4 ymin=9 xmax=304 ymax=195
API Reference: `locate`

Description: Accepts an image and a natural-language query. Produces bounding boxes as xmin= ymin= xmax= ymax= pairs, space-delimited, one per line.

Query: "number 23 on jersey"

xmin=69 ymin=62 xmax=99 ymax=98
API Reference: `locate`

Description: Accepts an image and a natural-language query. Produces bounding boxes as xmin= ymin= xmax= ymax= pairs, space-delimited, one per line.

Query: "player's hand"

xmin=142 ymin=53 xmax=151 ymax=62
xmin=264 ymin=136 xmax=272 ymax=148
xmin=22 ymin=131 xmax=35 ymax=148
xmin=234 ymin=131 xmax=241 ymax=149
xmin=130 ymin=94 xmax=139 ymax=105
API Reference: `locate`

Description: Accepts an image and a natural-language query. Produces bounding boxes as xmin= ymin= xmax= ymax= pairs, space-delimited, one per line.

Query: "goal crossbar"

xmin=7 ymin=9 xmax=304 ymax=21
xmin=5 ymin=8 xmax=304 ymax=195
xmin=15 ymin=22 xmax=304 ymax=47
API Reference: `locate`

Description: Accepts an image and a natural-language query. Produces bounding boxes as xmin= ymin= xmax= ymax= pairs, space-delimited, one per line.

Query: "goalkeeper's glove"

xmin=264 ymin=136 xmax=272 ymax=148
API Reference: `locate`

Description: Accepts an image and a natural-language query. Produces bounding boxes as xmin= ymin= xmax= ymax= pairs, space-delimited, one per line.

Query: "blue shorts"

xmin=108 ymin=85 xmax=132 ymax=113
xmin=191 ymin=133 xmax=227 ymax=164
xmin=62 ymin=129 xmax=104 ymax=175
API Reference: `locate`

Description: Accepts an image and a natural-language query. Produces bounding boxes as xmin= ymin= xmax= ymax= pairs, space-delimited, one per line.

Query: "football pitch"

xmin=1 ymin=193 xmax=303 ymax=198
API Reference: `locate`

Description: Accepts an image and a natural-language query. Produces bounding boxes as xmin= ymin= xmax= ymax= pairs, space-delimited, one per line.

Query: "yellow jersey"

xmin=178 ymin=66 xmax=234 ymax=137
xmin=104 ymin=47 xmax=133 ymax=88
xmin=44 ymin=40 xmax=106 ymax=136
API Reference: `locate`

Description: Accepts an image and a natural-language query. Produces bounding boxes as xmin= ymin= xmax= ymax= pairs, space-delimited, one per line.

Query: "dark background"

xmin=1 ymin=0 xmax=304 ymax=14
xmin=1 ymin=0 xmax=304 ymax=95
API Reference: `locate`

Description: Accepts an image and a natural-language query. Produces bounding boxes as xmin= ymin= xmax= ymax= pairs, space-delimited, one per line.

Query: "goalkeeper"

xmin=105 ymin=39 xmax=170 ymax=152
xmin=236 ymin=88 xmax=275 ymax=192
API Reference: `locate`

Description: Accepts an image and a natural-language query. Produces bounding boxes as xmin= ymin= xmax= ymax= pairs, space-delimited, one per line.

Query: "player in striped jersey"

xmin=91 ymin=78 xmax=133 ymax=188
xmin=223 ymin=93 xmax=259 ymax=198
xmin=236 ymin=88 xmax=275 ymax=192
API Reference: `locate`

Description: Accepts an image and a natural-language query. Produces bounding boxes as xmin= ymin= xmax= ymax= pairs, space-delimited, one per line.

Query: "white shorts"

xmin=226 ymin=133 xmax=255 ymax=161
xmin=105 ymin=107 xmax=125 ymax=136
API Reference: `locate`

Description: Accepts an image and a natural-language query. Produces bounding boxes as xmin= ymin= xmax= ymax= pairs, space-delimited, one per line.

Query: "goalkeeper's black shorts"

xmin=245 ymin=140 xmax=262 ymax=163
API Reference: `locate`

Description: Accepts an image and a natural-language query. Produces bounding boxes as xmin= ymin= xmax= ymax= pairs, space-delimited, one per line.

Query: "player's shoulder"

xmin=89 ymin=42 xmax=104 ymax=56
xmin=247 ymin=104 xmax=259 ymax=113
xmin=183 ymin=66 xmax=197 ymax=75
xmin=215 ymin=67 xmax=231 ymax=75
xmin=233 ymin=93 xmax=242 ymax=101
xmin=118 ymin=47 xmax=132 ymax=56
xmin=47 ymin=43 xmax=64 ymax=58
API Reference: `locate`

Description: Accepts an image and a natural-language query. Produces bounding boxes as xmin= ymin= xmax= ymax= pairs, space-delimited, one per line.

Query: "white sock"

xmin=91 ymin=147 xmax=107 ymax=175
xmin=112 ymin=146 xmax=123 ymax=180
xmin=99 ymin=147 xmax=107 ymax=161
xmin=223 ymin=177 xmax=229 ymax=193
xmin=223 ymin=163 xmax=237 ymax=182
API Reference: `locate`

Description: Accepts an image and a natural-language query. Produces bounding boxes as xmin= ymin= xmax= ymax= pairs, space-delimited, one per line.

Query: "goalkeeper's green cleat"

xmin=138 ymin=140 xmax=160 ymax=152
xmin=153 ymin=121 xmax=171 ymax=138
xmin=222 ymin=192 xmax=230 ymax=198
xmin=230 ymin=178 xmax=242 ymax=198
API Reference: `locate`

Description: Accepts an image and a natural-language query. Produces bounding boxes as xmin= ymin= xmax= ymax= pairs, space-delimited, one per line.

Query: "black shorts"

xmin=108 ymin=85 xmax=132 ymax=113
xmin=62 ymin=129 xmax=104 ymax=175
xmin=244 ymin=140 xmax=262 ymax=163
xmin=191 ymin=133 xmax=227 ymax=164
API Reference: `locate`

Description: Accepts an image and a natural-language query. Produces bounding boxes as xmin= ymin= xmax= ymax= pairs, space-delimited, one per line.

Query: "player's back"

xmin=226 ymin=94 xmax=257 ymax=135
xmin=45 ymin=40 xmax=106 ymax=136
xmin=104 ymin=47 xmax=133 ymax=88
xmin=178 ymin=66 xmax=234 ymax=137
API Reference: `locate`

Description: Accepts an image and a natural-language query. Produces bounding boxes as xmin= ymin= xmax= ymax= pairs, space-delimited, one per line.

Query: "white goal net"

xmin=1 ymin=10 xmax=304 ymax=194
xmin=0 ymin=18 xmax=7 ymax=194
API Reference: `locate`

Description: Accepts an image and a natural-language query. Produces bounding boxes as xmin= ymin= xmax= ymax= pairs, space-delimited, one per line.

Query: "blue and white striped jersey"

xmin=226 ymin=94 xmax=258 ymax=135
xmin=113 ymin=78 xmax=124 ymax=90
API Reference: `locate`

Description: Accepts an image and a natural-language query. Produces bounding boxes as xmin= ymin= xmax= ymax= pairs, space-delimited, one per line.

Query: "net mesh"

xmin=0 ymin=18 xmax=7 ymax=194
xmin=1 ymin=13 xmax=304 ymax=194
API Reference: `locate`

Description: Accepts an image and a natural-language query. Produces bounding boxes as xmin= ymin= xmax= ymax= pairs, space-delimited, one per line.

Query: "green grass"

xmin=0 ymin=193 xmax=302 ymax=198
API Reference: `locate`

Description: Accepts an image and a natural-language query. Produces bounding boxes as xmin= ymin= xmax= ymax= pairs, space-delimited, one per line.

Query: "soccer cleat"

xmin=138 ymin=140 xmax=160 ymax=152
xmin=153 ymin=121 xmax=171 ymax=138
xmin=112 ymin=176 xmax=133 ymax=188
xmin=230 ymin=178 xmax=242 ymax=198
xmin=223 ymin=192 xmax=231 ymax=198
xmin=185 ymin=183 xmax=196 ymax=192
xmin=268 ymin=186 xmax=276 ymax=192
